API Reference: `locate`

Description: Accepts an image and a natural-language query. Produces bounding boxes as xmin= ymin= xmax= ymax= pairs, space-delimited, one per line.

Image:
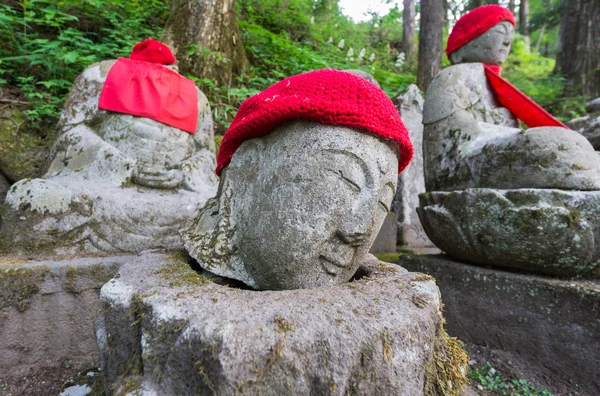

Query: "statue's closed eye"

xmin=329 ymin=169 xmax=361 ymax=192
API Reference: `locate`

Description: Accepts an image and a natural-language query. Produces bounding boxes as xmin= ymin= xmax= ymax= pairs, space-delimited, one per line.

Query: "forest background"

xmin=0 ymin=0 xmax=596 ymax=176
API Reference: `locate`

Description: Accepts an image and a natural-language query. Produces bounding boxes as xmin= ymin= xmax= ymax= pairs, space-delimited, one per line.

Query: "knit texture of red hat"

xmin=130 ymin=38 xmax=176 ymax=65
xmin=446 ymin=5 xmax=516 ymax=57
xmin=215 ymin=69 xmax=413 ymax=176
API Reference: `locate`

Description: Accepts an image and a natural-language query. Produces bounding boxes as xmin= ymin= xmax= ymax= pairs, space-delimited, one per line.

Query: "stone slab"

xmin=369 ymin=212 xmax=397 ymax=253
xmin=399 ymin=254 xmax=600 ymax=395
xmin=392 ymin=85 xmax=433 ymax=248
xmin=0 ymin=254 xmax=135 ymax=380
xmin=96 ymin=252 xmax=467 ymax=395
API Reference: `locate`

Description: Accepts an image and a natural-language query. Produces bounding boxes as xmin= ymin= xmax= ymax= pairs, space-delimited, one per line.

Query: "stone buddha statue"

xmin=423 ymin=5 xmax=600 ymax=191
xmin=418 ymin=6 xmax=600 ymax=278
xmin=182 ymin=69 xmax=414 ymax=290
xmin=1 ymin=40 xmax=217 ymax=255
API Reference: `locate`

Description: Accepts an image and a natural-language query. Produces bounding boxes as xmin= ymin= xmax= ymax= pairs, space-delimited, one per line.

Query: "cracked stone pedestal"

xmin=0 ymin=254 xmax=134 ymax=380
xmin=399 ymin=254 xmax=600 ymax=395
xmin=418 ymin=189 xmax=600 ymax=278
xmin=96 ymin=252 xmax=464 ymax=395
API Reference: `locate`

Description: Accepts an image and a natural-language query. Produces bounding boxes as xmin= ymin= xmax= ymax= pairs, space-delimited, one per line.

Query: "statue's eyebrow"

xmin=325 ymin=148 xmax=370 ymax=183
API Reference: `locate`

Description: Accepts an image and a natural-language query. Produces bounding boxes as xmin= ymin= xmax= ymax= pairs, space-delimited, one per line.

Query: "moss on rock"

xmin=0 ymin=265 xmax=50 ymax=311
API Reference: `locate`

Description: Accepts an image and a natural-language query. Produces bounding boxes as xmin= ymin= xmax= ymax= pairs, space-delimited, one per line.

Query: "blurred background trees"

xmin=0 ymin=0 xmax=597 ymax=145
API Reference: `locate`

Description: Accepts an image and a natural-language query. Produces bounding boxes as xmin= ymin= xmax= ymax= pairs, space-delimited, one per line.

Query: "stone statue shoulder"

xmin=56 ymin=59 xmax=117 ymax=135
xmin=423 ymin=63 xmax=489 ymax=125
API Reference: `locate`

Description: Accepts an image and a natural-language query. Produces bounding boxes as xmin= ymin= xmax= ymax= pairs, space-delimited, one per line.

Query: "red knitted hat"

xmin=446 ymin=5 xmax=516 ymax=57
xmin=130 ymin=38 xmax=176 ymax=65
xmin=216 ymin=69 xmax=413 ymax=176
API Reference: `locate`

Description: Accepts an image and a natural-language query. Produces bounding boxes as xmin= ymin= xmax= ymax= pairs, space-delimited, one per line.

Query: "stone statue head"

xmin=449 ymin=21 xmax=514 ymax=66
xmin=182 ymin=69 xmax=413 ymax=290
xmin=446 ymin=5 xmax=516 ymax=66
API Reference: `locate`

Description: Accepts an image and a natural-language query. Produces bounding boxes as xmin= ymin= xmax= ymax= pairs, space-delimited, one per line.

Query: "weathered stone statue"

xmin=1 ymin=40 xmax=217 ymax=255
xmin=418 ymin=6 xmax=600 ymax=277
xmin=182 ymin=69 xmax=414 ymax=290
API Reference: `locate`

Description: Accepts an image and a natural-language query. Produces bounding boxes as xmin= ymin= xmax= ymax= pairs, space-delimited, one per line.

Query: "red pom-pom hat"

xmin=130 ymin=38 xmax=176 ymax=65
xmin=215 ymin=69 xmax=413 ymax=176
xmin=446 ymin=5 xmax=516 ymax=57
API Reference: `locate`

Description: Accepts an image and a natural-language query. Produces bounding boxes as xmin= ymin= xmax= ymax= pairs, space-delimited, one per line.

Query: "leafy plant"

xmin=470 ymin=362 xmax=554 ymax=396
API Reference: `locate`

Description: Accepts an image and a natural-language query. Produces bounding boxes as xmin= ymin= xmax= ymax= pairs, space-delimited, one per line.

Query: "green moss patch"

xmin=374 ymin=253 xmax=402 ymax=264
xmin=154 ymin=252 xmax=211 ymax=287
xmin=0 ymin=265 xmax=50 ymax=311
xmin=424 ymin=325 xmax=469 ymax=396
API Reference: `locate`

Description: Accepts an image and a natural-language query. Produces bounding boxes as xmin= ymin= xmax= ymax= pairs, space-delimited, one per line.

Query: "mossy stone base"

xmin=0 ymin=254 xmax=134 ymax=380
xmin=400 ymin=254 xmax=600 ymax=395
xmin=96 ymin=251 xmax=467 ymax=395
xmin=418 ymin=188 xmax=600 ymax=277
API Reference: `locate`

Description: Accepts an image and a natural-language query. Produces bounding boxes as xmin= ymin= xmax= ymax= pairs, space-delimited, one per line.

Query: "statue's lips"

xmin=319 ymin=255 xmax=349 ymax=276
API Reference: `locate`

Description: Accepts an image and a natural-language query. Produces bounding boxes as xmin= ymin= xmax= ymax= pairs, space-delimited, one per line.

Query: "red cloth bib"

xmin=483 ymin=64 xmax=567 ymax=129
xmin=98 ymin=58 xmax=198 ymax=133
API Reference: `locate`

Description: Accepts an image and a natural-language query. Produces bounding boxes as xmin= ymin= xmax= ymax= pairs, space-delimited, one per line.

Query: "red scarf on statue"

xmin=98 ymin=39 xmax=198 ymax=133
xmin=483 ymin=64 xmax=567 ymax=128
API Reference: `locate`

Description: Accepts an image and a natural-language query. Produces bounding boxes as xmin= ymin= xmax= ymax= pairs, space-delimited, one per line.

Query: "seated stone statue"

xmin=418 ymin=6 xmax=600 ymax=278
xmin=423 ymin=5 xmax=600 ymax=191
xmin=182 ymin=69 xmax=414 ymax=290
xmin=1 ymin=39 xmax=217 ymax=255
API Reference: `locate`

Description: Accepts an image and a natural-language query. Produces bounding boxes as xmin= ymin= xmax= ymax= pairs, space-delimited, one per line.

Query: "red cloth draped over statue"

xmin=484 ymin=64 xmax=567 ymax=128
xmin=98 ymin=39 xmax=198 ymax=134
xmin=446 ymin=5 xmax=567 ymax=129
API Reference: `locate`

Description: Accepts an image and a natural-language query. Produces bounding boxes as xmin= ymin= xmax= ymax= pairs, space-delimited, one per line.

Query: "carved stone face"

xmin=98 ymin=115 xmax=196 ymax=189
xmin=182 ymin=121 xmax=399 ymax=290
xmin=450 ymin=21 xmax=514 ymax=66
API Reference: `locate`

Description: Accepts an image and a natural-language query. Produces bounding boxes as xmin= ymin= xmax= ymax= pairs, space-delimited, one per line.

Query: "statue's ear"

xmin=449 ymin=51 xmax=462 ymax=65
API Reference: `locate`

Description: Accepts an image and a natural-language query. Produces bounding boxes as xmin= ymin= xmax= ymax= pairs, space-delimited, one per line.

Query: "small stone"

xmin=585 ymin=97 xmax=600 ymax=114
xmin=488 ymin=367 xmax=496 ymax=376
xmin=468 ymin=359 xmax=476 ymax=366
xmin=59 ymin=384 xmax=92 ymax=396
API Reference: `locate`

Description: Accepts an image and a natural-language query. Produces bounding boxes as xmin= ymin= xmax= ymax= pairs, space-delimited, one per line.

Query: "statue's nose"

xmin=337 ymin=201 xmax=377 ymax=246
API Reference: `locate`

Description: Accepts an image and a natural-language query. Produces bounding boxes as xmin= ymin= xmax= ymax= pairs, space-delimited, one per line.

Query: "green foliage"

xmin=0 ymin=0 xmax=168 ymax=135
xmin=503 ymin=36 xmax=589 ymax=121
xmin=470 ymin=362 xmax=554 ymax=396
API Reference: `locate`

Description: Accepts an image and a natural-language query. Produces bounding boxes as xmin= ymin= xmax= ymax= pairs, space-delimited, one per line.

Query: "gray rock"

xmin=417 ymin=188 xmax=600 ymax=277
xmin=0 ymin=60 xmax=218 ymax=255
xmin=0 ymin=254 xmax=134 ymax=380
xmin=567 ymin=113 xmax=600 ymax=149
xmin=392 ymin=85 xmax=433 ymax=247
xmin=96 ymin=251 xmax=466 ymax=396
xmin=344 ymin=69 xmax=381 ymax=87
xmin=369 ymin=212 xmax=397 ymax=253
xmin=182 ymin=121 xmax=399 ymax=290
xmin=586 ymin=97 xmax=600 ymax=114
xmin=0 ymin=172 xmax=9 ymax=204
xmin=423 ymin=63 xmax=600 ymax=191
xmin=400 ymin=254 xmax=600 ymax=395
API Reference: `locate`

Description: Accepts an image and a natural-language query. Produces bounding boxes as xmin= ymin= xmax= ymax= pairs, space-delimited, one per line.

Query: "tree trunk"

xmin=519 ymin=0 xmax=530 ymax=53
xmin=534 ymin=24 xmax=545 ymax=53
xmin=508 ymin=0 xmax=516 ymax=14
xmin=417 ymin=0 xmax=445 ymax=91
xmin=402 ymin=0 xmax=417 ymax=63
xmin=555 ymin=0 xmax=600 ymax=97
xmin=163 ymin=0 xmax=248 ymax=86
